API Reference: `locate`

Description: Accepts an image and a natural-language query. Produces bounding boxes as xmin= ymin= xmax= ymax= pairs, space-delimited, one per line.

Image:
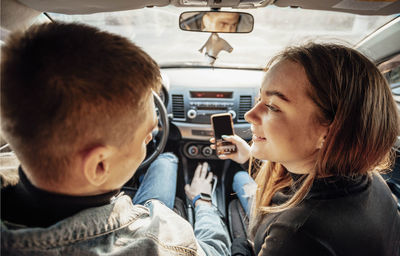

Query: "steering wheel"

xmin=138 ymin=91 xmax=169 ymax=170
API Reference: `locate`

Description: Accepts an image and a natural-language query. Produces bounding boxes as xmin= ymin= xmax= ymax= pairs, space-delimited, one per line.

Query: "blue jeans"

xmin=232 ymin=171 xmax=256 ymax=216
xmin=133 ymin=152 xmax=178 ymax=209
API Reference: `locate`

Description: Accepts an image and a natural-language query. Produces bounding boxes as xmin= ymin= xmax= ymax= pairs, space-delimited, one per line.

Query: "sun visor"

xmin=274 ymin=0 xmax=400 ymax=15
xmin=17 ymin=0 xmax=170 ymax=14
xmin=171 ymin=0 xmax=273 ymax=8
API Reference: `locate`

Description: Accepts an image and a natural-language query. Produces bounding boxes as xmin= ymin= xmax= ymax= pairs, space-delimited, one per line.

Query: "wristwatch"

xmin=192 ymin=193 xmax=212 ymax=207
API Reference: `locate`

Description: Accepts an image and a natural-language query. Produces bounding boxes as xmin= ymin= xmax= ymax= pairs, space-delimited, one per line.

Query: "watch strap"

xmin=192 ymin=193 xmax=211 ymax=207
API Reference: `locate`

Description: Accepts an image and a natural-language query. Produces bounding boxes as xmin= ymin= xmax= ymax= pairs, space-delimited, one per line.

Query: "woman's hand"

xmin=210 ymin=135 xmax=251 ymax=164
xmin=185 ymin=162 xmax=213 ymax=206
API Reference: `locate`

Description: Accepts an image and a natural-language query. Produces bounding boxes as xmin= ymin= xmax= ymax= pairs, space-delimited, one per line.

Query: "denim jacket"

xmin=1 ymin=170 xmax=231 ymax=256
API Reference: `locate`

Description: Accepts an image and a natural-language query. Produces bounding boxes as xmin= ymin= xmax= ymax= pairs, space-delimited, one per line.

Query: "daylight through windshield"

xmin=49 ymin=6 xmax=395 ymax=68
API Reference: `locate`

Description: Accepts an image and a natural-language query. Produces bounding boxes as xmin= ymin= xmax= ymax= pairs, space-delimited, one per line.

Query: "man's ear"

xmin=81 ymin=146 xmax=114 ymax=187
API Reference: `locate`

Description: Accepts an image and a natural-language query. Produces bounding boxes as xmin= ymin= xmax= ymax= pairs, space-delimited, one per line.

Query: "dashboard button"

xmin=187 ymin=109 xmax=197 ymax=119
xmin=202 ymin=146 xmax=213 ymax=157
xmin=228 ymin=110 xmax=236 ymax=119
xmin=188 ymin=145 xmax=199 ymax=156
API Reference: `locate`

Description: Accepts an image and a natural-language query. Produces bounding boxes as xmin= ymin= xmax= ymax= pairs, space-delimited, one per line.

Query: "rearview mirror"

xmin=179 ymin=11 xmax=254 ymax=33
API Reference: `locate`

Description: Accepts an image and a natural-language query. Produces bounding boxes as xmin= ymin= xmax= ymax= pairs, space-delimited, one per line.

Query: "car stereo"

xmin=168 ymin=86 xmax=258 ymax=140
xmin=170 ymin=88 xmax=258 ymax=124
xmin=187 ymin=100 xmax=236 ymax=123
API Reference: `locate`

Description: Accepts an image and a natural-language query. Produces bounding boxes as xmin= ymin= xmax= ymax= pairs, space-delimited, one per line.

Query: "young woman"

xmin=214 ymin=43 xmax=400 ymax=255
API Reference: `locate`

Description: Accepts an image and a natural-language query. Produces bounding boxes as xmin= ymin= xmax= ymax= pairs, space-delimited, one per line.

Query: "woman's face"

xmin=245 ymin=60 xmax=328 ymax=174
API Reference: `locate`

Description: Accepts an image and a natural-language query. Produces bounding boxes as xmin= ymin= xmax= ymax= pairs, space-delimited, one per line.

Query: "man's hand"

xmin=210 ymin=135 xmax=250 ymax=164
xmin=185 ymin=162 xmax=213 ymax=206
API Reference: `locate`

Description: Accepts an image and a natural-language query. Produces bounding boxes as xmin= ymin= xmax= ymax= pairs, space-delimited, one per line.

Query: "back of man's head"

xmin=1 ymin=22 xmax=161 ymax=185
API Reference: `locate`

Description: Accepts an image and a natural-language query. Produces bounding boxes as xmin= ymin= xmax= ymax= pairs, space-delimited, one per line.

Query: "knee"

xmin=158 ymin=152 xmax=179 ymax=164
xmin=233 ymin=171 xmax=256 ymax=193
xmin=153 ymin=152 xmax=178 ymax=177
xmin=233 ymin=171 xmax=249 ymax=184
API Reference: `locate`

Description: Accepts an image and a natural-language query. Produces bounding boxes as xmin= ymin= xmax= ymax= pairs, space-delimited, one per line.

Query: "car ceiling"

xmin=17 ymin=0 xmax=400 ymax=15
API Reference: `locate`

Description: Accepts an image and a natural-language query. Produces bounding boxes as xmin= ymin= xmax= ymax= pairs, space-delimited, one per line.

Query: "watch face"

xmin=200 ymin=193 xmax=212 ymax=201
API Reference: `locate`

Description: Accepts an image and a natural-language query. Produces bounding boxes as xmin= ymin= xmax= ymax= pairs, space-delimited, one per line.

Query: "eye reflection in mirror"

xmin=202 ymin=12 xmax=239 ymax=33
xmin=179 ymin=11 xmax=254 ymax=33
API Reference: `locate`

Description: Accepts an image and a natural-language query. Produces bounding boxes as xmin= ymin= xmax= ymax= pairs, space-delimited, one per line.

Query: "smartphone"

xmin=211 ymin=113 xmax=237 ymax=155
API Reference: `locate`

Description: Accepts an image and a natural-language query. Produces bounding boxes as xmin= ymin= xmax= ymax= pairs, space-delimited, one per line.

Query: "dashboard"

xmin=161 ymin=67 xmax=263 ymax=159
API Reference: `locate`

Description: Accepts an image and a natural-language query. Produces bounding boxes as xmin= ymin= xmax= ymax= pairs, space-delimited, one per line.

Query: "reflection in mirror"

xmin=179 ymin=11 xmax=254 ymax=33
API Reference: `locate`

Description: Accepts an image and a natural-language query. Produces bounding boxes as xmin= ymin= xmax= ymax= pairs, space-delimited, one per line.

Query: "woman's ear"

xmin=316 ymin=125 xmax=329 ymax=150
xmin=81 ymin=146 xmax=114 ymax=187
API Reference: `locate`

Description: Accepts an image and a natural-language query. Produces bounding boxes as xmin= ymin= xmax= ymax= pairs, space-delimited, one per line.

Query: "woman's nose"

xmin=245 ymin=104 xmax=262 ymax=125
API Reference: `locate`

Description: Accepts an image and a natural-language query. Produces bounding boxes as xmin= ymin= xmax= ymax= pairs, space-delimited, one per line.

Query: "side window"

xmin=0 ymin=13 xmax=50 ymax=46
xmin=0 ymin=13 xmax=50 ymax=169
xmin=379 ymin=55 xmax=400 ymax=209
xmin=379 ymin=54 xmax=400 ymax=111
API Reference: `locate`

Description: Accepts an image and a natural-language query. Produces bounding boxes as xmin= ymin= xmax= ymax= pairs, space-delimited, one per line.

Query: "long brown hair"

xmin=249 ymin=43 xmax=399 ymax=235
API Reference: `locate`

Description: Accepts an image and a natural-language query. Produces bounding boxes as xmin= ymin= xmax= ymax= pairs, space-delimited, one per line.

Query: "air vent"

xmin=238 ymin=95 xmax=252 ymax=121
xmin=172 ymin=94 xmax=185 ymax=119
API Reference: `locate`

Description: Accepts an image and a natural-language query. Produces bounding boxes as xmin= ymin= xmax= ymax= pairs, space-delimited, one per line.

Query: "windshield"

xmin=49 ymin=6 xmax=394 ymax=68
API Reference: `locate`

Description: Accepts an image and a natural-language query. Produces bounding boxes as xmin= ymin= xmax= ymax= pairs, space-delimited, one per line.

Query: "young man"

xmin=1 ymin=22 xmax=230 ymax=255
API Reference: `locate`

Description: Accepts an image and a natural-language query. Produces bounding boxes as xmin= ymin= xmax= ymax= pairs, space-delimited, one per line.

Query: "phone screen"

xmin=212 ymin=115 xmax=234 ymax=140
xmin=211 ymin=114 xmax=237 ymax=155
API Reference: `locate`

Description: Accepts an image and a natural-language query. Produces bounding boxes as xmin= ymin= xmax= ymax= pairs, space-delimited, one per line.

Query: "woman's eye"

xmin=265 ymin=104 xmax=280 ymax=112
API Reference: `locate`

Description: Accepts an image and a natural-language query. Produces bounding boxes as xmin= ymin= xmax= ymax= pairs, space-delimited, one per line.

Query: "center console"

xmin=168 ymin=87 xmax=258 ymax=159
xmin=162 ymin=68 xmax=262 ymax=228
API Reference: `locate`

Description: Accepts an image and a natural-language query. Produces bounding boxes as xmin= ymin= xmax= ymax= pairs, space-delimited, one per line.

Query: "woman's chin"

xmin=250 ymin=144 xmax=268 ymax=160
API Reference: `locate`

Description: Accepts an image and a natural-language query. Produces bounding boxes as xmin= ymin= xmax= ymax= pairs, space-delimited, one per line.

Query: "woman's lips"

xmin=252 ymin=134 xmax=266 ymax=142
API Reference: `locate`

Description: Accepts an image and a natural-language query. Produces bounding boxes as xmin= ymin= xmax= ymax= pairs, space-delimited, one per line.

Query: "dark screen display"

xmin=212 ymin=115 xmax=234 ymax=140
xmin=190 ymin=91 xmax=232 ymax=98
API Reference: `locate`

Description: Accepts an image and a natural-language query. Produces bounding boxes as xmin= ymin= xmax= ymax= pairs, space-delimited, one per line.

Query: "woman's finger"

xmin=218 ymin=154 xmax=229 ymax=159
xmin=222 ymin=134 xmax=244 ymax=145
xmin=221 ymin=135 xmax=236 ymax=142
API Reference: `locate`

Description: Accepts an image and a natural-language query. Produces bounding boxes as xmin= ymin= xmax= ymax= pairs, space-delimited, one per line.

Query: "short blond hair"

xmin=1 ymin=22 xmax=161 ymax=183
